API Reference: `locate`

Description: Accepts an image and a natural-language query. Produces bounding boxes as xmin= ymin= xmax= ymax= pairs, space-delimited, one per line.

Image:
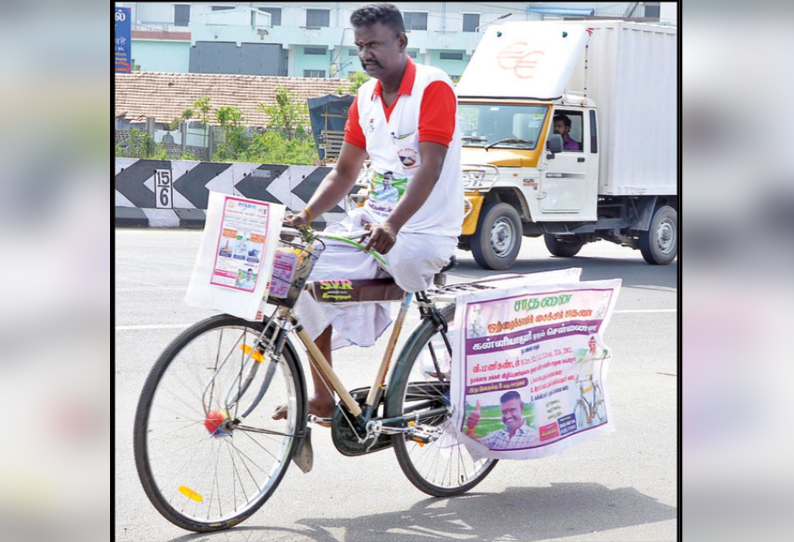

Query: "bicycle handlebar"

xmin=279 ymin=222 xmax=388 ymax=266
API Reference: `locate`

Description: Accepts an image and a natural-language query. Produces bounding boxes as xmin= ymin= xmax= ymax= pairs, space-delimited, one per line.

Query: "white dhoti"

xmin=293 ymin=208 xmax=456 ymax=350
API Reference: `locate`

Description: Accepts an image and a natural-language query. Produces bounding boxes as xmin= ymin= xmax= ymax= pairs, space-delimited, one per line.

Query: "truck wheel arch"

xmin=484 ymin=188 xmax=532 ymax=222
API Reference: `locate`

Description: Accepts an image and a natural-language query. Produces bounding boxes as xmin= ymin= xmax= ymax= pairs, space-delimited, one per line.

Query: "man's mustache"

xmin=361 ymin=59 xmax=384 ymax=69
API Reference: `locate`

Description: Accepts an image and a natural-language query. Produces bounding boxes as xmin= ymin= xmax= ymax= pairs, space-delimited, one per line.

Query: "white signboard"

xmin=154 ymin=169 xmax=173 ymax=209
xmin=185 ymin=192 xmax=284 ymax=321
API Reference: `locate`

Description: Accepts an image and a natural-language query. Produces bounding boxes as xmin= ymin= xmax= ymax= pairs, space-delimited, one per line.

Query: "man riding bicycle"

xmin=274 ymin=2 xmax=463 ymax=422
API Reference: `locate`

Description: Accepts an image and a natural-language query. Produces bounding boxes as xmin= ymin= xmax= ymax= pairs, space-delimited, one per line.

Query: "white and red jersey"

xmin=344 ymin=57 xmax=463 ymax=237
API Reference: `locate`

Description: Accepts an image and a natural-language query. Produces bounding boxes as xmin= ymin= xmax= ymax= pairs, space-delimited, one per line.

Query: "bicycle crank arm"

xmin=377 ymin=407 xmax=450 ymax=429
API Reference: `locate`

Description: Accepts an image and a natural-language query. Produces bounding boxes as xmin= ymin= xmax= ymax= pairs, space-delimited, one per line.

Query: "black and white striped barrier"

xmin=115 ymin=159 xmax=353 ymax=229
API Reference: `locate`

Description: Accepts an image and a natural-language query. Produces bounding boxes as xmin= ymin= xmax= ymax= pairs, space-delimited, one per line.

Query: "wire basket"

xmin=266 ymin=231 xmax=324 ymax=309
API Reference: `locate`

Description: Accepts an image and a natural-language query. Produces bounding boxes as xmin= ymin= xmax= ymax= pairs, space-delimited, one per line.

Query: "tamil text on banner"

xmin=186 ymin=192 xmax=284 ymax=321
xmin=450 ymin=276 xmax=621 ymax=460
xmin=114 ymin=7 xmax=131 ymax=73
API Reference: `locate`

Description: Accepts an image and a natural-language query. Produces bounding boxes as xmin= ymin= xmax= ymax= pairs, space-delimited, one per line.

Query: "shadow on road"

xmin=167 ymin=483 xmax=676 ymax=542
xmin=451 ymin=256 xmax=678 ymax=291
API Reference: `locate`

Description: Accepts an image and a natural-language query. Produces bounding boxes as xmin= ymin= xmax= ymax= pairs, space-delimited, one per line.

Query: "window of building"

xmin=304 ymin=46 xmax=327 ymax=56
xmin=349 ymin=49 xmax=359 ymax=56
xmin=407 ymin=50 xmax=417 ymax=59
xmin=306 ymin=9 xmax=330 ymax=27
xmin=211 ymin=5 xmax=234 ymax=11
xmin=174 ymin=5 xmax=190 ymax=27
xmin=304 ymin=69 xmax=326 ymax=78
xmin=462 ymin=13 xmax=479 ymax=32
xmin=644 ymin=3 xmax=661 ymax=19
xmin=257 ymin=7 xmax=281 ymax=25
xmin=404 ymin=12 xmax=428 ymax=31
xmin=440 ymin=51 xmax=464 ymax=61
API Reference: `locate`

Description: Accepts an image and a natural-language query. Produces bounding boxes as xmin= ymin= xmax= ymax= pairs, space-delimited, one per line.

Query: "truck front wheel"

xmin=639 ymin=205 xmax=678 ymax=265
xmin=544 ymin=234 xmax=585 ymax=257
xmin=470 ymin=202 xmax=522 ymax=270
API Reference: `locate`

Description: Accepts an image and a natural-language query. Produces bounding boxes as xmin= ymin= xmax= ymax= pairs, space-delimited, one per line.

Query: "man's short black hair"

xmin=554 ymin=115 xmax=572 ymax=128
xmin=350 ymin=3 xmax=405 ymax=36
xmin=500 ymin=390 xmax=522 ymax=404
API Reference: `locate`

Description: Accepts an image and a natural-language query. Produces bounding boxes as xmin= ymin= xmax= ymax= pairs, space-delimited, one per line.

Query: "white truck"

xmin=455 ymin=21 xmax=677 ymax=268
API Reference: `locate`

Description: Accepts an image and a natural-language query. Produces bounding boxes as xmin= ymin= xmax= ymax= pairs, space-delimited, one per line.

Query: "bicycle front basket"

xmin=266 ymin=235 xmax=322 ymax=309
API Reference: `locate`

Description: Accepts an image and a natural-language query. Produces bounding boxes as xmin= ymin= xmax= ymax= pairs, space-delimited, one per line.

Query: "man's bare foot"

xmin=272 ymin=395 xmax=336 ymax=421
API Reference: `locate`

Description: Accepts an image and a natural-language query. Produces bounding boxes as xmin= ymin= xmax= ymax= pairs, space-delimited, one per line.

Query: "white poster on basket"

xmin=186 ymin=191 xmax=284 ymax=321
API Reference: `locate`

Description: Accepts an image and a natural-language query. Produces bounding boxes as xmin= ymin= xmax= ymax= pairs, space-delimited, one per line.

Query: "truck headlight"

xmin=462 ymin=167 xmax=498 ymax=190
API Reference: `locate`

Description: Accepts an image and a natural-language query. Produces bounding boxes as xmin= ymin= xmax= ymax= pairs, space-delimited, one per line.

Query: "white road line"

xmin=115 ymin=308 xmax=676 ymax=331
xmin=116 ymin=276 xmax=160 ymax=286
xmin=116 ymin=324 xmax=194 ymax=331
xmin=614 ymin=309 xmax=676 ymax=314
xmin=117 ymin=287 xmax=186 ymax=292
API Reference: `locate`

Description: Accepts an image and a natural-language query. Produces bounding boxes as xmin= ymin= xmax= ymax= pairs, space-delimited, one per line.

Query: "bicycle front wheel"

xmin=133 ymin=314 xmax=305 ymax=532
xmin=386 ymin=302 xmax=497 ymax=497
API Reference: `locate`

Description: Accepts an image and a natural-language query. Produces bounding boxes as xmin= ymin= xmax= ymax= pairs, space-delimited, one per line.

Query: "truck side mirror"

xmin=547 ymin=134 xmax=563 ymax=155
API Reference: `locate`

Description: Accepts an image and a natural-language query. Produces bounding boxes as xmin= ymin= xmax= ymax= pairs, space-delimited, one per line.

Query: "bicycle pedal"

xmin=308 ymin=414 xmax=333 ymax=428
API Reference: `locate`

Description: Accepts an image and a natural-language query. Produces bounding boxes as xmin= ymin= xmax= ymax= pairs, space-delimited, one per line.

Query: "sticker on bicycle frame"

xmin=178 ymin=485 xmax=203 ymax=503
xmin=450 ymin=273 xmax=621 ymax=461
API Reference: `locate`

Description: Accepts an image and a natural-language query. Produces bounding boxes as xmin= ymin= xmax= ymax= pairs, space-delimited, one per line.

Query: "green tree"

xmin=334 ymin=71 xmax=371 ymax=95
xmin=258 ymin=87 xmax=309 ymax=141
xmin=193 ymin=96 xmax=213 ymax=156
xmin=169 ymin=108 xmax=194 ymax=131
xmin=246 ymin=131 xmax=318 ymax=165
xmin=212 ymin=106 xmax=248 ymax=162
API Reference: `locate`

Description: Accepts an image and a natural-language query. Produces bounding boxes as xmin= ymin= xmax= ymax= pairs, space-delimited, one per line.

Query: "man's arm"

xmin=363 ymin=141 xmax=447 ymax=253
xmin=287 ymin=141 xmax=368 ymax=227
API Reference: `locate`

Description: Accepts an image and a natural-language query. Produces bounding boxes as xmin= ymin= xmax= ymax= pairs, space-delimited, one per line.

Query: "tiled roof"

xmin=131 ymin=30 xmax=191 ymax=41
xmin=115 ymin=72 xmax=347 ymax=127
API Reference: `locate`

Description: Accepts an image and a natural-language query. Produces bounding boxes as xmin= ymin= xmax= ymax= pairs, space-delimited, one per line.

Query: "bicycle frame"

xmin=225 ymin=225 xmax=458 ymax=443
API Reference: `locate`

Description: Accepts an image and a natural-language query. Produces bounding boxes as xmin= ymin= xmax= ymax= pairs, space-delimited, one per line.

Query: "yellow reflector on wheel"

xmin=240 ymin=344 xmax=265 ymax=362
xmin=178 ymin=485 xmax=203 ymax=503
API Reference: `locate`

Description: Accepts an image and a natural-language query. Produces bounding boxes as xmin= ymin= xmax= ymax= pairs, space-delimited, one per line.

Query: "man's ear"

xmin=398 ymin=32 xmax=408 ymax=51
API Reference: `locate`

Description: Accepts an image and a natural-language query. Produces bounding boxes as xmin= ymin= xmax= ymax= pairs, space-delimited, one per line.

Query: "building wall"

xmin=189 ymin=42 xmax=287 ymax=75
xmin=291 ymin=45 xmax=333 ymax=77
xmin=126 ymin=2 xmax=663 ymax=78
xmin=428 ymin=50 xmax=470 ymax=79
xmin=131 ymin=40 xmax=190 ymax=72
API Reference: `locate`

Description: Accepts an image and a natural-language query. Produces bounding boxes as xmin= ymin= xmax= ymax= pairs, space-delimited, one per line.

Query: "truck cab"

xmin=455 ymin=21 xmax=677 ymax=269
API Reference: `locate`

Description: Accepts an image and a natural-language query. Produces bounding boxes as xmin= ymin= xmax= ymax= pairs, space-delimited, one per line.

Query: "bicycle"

xmin=133 ymin=223 xmax=512 ymax=532
xmin=573 ymin=374 xmax=605 ymax=429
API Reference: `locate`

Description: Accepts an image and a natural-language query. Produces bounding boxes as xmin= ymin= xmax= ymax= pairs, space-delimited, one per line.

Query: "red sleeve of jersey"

xmin=418 ymin=81 xmax=456 ymax=147
xmin=343 ymin=96 xmax=367 ymax=150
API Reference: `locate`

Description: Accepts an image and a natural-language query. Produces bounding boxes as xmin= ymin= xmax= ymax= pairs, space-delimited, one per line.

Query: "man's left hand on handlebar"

xmin=360 ymin=222 xmax=398 ymax=254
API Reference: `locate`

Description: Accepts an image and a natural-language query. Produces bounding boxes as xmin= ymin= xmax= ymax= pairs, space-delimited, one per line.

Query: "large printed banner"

xmin=451 ymin=274 xmax=621 ymax=460
xmin=186 ymin=192 xmax=284 ymax=321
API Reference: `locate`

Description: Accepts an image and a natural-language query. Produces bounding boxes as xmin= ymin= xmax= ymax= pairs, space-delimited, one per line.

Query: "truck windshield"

xmin=458 ymin=103 xmax=548 ymax=150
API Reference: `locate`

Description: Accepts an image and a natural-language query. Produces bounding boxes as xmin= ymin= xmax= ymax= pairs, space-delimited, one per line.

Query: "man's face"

xmin=246 ymin=270 xmax=253 ymax=279
xmin=354 ymin=22 xmax=406 ymax=80
xmin=554 ymin=120 xmax=570 ymax=138
xmin=500 ymin=398 xmax=524 ymax=433
xmin=383 ymin=176 xmax=392 ymax=187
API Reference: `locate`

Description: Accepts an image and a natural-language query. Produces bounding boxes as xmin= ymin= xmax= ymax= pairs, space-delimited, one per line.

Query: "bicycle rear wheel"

xmin=387 ymin=302 xmax=497 ymax=497
xmin=133 ymin=314 xmax=305 ymax=532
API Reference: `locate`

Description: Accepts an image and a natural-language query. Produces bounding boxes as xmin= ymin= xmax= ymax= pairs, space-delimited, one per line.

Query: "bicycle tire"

xmin=574 ymin=400 xmax=587 ymax=428
xmin=594 ymin=384 xmax=606 ymax=423
xmin=386 ymin=302 xmax=498 ymax=497
xmin=133 ymin=314 xmax=305 ymax=532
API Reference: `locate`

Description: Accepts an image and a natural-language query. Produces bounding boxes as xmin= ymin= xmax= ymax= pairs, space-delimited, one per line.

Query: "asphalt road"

xmin=116 ymin=229 xmax=677 ymax=542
